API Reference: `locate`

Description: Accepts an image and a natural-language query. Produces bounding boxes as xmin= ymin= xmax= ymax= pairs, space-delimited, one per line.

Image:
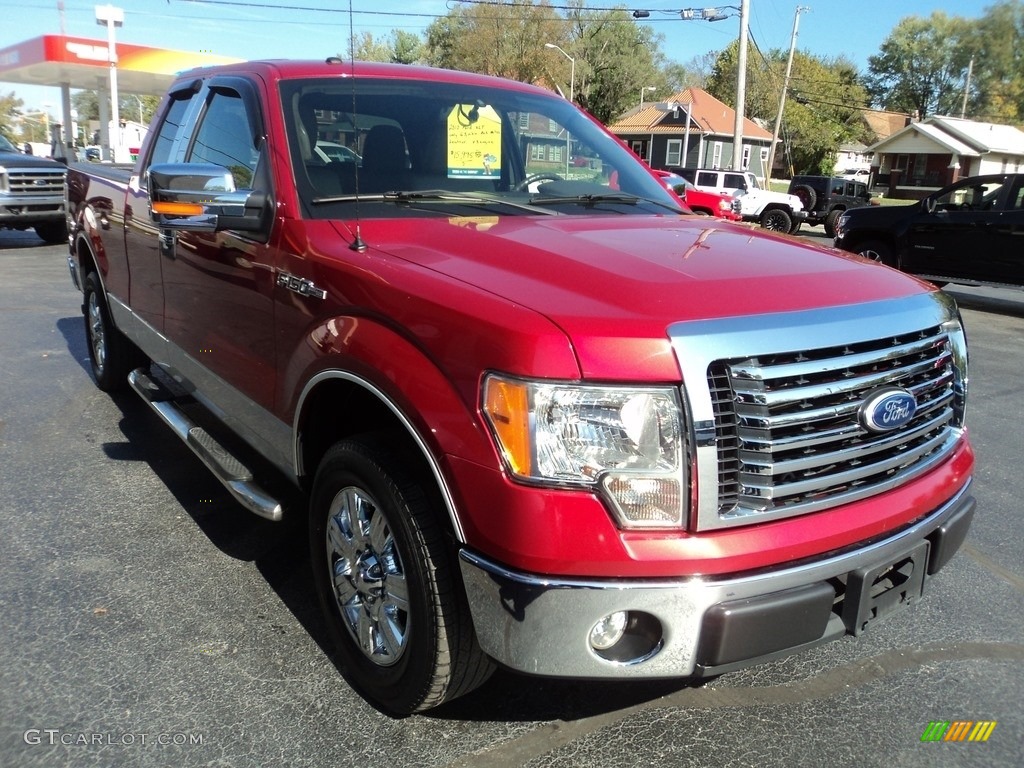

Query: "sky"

xmin=0 ymin=0 xmax=995 ymax=115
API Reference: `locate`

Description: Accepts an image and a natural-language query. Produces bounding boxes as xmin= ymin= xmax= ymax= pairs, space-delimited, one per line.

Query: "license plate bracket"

xmin=842 ymin=540 xmax=930 ymax=636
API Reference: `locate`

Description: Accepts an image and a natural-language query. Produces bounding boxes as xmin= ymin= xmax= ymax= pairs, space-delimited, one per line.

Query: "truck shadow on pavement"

xmin=55 ymin=315 xmax=708 ymax=722
xmin=0 ymin=231 xmax=50 ymax=250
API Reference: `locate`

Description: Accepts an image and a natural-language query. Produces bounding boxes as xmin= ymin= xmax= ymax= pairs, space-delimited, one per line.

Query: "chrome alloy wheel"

xmin=87 ymin=289 xmax=107 ymax=374
xmin=325 ymin=486 xmax=410 ymax=666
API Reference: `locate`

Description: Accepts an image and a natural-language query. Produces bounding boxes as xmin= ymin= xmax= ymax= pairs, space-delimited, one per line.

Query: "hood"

xmin=0 ymin=150 xmax=66 ymax=170
xmin=345 ymin=213 xmax=932 ymax=377
xmin=841 ymin=200 xmax=920 ymax=226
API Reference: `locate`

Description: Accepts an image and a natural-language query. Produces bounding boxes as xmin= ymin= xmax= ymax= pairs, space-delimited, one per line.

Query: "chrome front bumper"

xmin=459 ymin=481 xmax=974 ymax=679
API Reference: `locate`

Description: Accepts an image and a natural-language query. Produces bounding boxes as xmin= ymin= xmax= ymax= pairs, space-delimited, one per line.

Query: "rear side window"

xmin=723 ymin=173 xmax=746 ymax=190
xmin=696 ymin=171 xmax=718 ymax=187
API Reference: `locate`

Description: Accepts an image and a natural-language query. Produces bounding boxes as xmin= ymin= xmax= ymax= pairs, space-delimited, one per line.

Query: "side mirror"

xmin=148 ymin=163 xmax=267 ymax=232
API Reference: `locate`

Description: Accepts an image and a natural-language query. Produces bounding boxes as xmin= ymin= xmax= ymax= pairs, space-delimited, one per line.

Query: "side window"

xmin=696 ymin=171 xmax=718 ymax=187
xmin=723 ymin=173 xmax=746 ymax=191
xmin=141 ymin=92 xmax=195 ymax=187
xmin=189 ymin=91 xmax=260 ymax=190
xmin=665 ymin=139 xmax=682 ymax=166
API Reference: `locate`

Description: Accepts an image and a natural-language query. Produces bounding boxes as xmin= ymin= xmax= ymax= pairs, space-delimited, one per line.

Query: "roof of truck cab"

xmin=173 ymin=59 xmax=556 ymax=97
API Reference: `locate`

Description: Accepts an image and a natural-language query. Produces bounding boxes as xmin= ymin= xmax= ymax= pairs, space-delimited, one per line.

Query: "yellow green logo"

xmin=921 ymin=721 xmax=997 ymax=742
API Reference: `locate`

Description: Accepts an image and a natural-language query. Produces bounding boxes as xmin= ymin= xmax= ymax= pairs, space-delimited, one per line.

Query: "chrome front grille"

xmin=8 ymin=168 xmax=66 ymax=195
xmin=708 ymin=324 xmax=960 ymax=522
xmin=668 ymin=291 xmax=967 ymax=532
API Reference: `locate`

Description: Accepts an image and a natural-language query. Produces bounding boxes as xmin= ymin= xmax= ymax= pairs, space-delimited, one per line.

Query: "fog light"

xmin=590 ymin=611 xmax=628 ymax=650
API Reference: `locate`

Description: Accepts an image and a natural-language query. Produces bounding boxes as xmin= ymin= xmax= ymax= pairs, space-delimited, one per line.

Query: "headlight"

xmin=482 ymin=375 xmax=686 ymax=528
xmin=942 ymin=314 xmax=969 ymax=427
xmin=835 ymin=214 xmax=849 ymax=238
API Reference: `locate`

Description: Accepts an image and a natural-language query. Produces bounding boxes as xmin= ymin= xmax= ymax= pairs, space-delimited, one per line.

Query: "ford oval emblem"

xmin=859 ymin=387 xmax=917 ymax=433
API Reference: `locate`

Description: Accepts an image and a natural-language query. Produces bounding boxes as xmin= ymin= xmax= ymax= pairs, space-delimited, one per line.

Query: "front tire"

xmin=34 ymin=221 xmax=67 ymax=244
xmin=760 ymin=208 xmax=793 ymax=232
xmin=824 ymin=208 xmax=843 ymax=238
xmin=310 ymin=437 xmax=493 ymax=714
xmin=856 ymin=240 xmax=898 ymax=268
xmin=83 ymin=271 xmax=147 ymax=391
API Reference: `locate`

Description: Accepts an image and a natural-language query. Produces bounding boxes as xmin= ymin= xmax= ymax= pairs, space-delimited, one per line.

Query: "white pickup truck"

xmin=672 ymin=167 xmax=806 ymax=232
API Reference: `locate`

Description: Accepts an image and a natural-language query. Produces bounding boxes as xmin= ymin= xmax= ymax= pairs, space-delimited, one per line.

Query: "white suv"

xmin=671 ymin=167 xmax=805 ymax=232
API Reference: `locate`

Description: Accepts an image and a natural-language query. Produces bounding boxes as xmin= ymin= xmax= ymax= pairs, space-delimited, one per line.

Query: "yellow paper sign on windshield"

xmin=447 ymin=104 xmax=501 ymax=179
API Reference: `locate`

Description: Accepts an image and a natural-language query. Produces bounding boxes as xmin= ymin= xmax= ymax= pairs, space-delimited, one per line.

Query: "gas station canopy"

xmin=0 ymin=34 xmax=240 ymax=95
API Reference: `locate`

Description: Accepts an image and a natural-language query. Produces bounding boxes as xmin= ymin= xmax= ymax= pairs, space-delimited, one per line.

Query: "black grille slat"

xmin=709 ymin=325 xmax=960 ymax=520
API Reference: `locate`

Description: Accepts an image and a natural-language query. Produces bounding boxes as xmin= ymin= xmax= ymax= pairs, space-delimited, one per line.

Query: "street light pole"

xmin=639 ymin=86 xmax=656 ymax=109
xmin=96 ymin=4 xmax=124 ymax=162
xmin=544 ymin=43 xmax=575 ymax=103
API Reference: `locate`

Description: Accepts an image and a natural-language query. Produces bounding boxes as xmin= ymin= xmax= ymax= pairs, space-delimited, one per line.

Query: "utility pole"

xmin=766 ymin=6 xmax=809 ymax=183
xmin=961 ymin=56 xmax=974 ymax=119
xmin=731 ymin=0 xmax=749 ymax=172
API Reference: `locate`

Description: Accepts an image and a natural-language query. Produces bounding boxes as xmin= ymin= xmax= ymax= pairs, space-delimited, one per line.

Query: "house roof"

xmin=861 ymin=110 xmax=910 ymax=142
xmin=868 ymin=115 xmax=1024 ymax=157
xmin=606 ymin=87 xmax=773 ymax=141
xmin=930 ymin=115 xmax=1024 ymax=154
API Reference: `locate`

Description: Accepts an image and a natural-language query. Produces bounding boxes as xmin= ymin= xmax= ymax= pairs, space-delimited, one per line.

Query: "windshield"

xmin=0 ymin=134 xmax=17 ymax=152
xmin=280 ymin=76 xmax=681 ymax=219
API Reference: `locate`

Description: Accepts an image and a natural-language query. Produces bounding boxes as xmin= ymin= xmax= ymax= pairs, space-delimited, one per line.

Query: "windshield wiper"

xmin=312 ymin=189 xmax=558 ymax=215
xmin=529 ymin=192 xmax=683 ymax=214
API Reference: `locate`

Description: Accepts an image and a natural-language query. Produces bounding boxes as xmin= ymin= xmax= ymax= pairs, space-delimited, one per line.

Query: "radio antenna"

xmin=347 ymin=0 xmax=367 ymax=252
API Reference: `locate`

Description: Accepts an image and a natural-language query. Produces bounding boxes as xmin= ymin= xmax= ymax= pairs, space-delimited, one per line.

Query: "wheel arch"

xmin=294 ymin=370 xmax=468 ymax=542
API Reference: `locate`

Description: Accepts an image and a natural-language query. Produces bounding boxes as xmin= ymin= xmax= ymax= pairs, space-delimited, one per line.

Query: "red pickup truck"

xmin=66 ymin=60 xmax=975 ymax=715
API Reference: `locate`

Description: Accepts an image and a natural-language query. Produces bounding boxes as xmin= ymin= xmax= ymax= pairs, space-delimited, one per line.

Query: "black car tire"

xmin=824 ymin=209 xmax=843 ymax=238
xmin=760 ymin=208 xmax=793 ymax=232
xmin=34 ymin=221 xmax=67 ymax=244
xmin=83 ymin=271 xmax=147 ymax=392
xmin=310 ymin=437 xmax=494 ymax=714
xmin=856 ymin=240 xmax=898 ymax=268
xmin=791 ymin=184 xmax=817 ymax=212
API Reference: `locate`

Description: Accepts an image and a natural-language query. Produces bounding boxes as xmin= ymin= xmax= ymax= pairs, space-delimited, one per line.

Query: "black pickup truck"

xmin=834 ymin=173 xmax=1024 ymax=290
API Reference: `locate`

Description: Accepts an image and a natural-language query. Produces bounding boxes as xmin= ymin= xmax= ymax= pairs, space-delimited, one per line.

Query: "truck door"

xmin=904 ymin=176 xmax=1006 ymax=282
xmin=124 ymin=86 xmax=201 ymax=330
xmin=987 ymin=177 xmax=1024 ymax=288
xmin=159 ymin=79 xmax=278 ymax=411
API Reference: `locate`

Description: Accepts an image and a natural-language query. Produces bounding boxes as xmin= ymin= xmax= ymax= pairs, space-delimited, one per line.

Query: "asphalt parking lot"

xmin=1 ymin=229 xmax=1022 ymax=768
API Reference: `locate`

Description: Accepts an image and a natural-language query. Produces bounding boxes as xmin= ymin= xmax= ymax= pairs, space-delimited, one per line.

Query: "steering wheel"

xmin=515 ymin=172 xmax=564 ymax=192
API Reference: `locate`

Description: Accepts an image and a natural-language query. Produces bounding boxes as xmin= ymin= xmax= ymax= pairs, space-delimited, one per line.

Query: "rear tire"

xmin=760 ymin=208 xmax=792 ymax=232
xmin=83 ymin=271 xmax=147 ymax=391
xmin=309 ymin=437 xmax=493 ymax=714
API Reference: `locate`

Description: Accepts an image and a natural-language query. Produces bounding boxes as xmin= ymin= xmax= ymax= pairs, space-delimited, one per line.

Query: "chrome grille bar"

xmin=668 ymin=292 xmax=967 ymax=531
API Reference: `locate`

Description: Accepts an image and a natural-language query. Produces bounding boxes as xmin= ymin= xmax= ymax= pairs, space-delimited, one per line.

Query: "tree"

xmin=864 ymin=12 xmax=974 ymax=118
xmin=962 ymin=0 xmax=1024 ymax=122
xmin=706 ymin=42 xmax=872 ymax=175
xmin=392 ymin=30 xmax=424 ymax=65
xmin=1 ymin=91 xmax=26 ymax=141
xmin=562 ymin=5 xmax=665 ymax=123
xmin=347 ymin=31 xmax=394 ymax=62
xmin=423 ymin=1 xmax=567 ymax=85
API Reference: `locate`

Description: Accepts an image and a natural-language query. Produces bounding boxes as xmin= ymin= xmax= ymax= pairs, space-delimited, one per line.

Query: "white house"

xmin=867 ymin=115 xmax=1024 ymax=199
